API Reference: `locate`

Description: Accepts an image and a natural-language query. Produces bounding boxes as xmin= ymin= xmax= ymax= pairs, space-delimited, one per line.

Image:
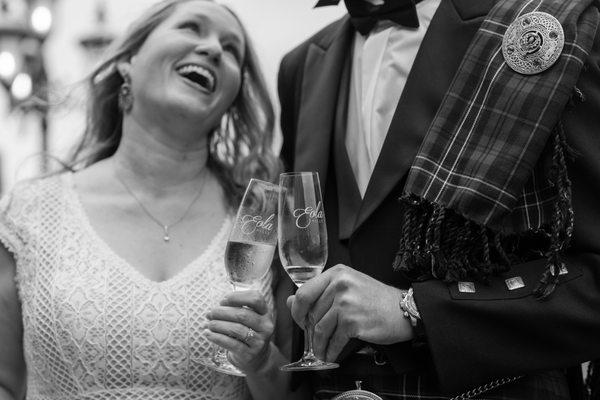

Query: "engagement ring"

xmin=243 ymin=328 xmax=256 ymax=344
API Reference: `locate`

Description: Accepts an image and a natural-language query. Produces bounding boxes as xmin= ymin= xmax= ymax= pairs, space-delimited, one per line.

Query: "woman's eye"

xmin=224 ymin=44 xmax=242 ymax=61
xmin=180 ymin=22 xmax=200 ymax=33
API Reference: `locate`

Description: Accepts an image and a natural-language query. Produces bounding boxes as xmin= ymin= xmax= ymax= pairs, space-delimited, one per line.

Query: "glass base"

xmin=197 ymin=354 xmax=246 ymax=377
xmin=280 ymin=356 xmax=339 ymax=372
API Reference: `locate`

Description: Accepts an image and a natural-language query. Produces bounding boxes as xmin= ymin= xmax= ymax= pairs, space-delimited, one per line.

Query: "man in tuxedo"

xmin=277 ymin=0 xmax=600 ymax=398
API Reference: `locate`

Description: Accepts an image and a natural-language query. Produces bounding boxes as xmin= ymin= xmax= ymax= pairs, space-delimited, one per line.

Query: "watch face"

xmin=332 ymin=389 xmax=383 ymax=400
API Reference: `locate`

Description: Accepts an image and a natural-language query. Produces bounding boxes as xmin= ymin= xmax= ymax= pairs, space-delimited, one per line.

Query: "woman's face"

xmin=127 ymin=0 xmax=245 ymax=134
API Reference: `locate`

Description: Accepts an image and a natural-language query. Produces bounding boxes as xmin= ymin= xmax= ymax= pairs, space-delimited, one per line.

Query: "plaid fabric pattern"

xmin=311 ymin=368 xmax=569 ymax=399
xmin=312 ymin=365 xmax=445 ymax=400
xmin=403 ymin=0 xmax=599 ymax=233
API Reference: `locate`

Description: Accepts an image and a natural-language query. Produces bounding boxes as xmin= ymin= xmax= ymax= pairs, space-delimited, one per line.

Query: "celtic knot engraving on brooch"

xmin=502 ymin=11 xmax=564 ymax=75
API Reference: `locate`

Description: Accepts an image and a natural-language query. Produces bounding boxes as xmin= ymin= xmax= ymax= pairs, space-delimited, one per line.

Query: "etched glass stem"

xmin=303 ymin=316 xmax=317 ymax=359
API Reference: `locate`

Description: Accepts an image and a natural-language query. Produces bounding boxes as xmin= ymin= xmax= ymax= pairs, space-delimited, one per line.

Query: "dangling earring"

xmin=116 ymin=61 xmax=134 ymax=113
xmin=118 ymin=75 xmax=133 ymax=113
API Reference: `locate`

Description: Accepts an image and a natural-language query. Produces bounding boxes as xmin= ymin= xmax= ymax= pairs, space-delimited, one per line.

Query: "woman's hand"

xmin=204 ymin=290 xmax=274 ymax=374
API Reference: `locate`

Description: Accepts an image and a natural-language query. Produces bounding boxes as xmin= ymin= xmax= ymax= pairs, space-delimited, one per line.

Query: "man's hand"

xmin=286 ymin=264 xmax=414 ymax=363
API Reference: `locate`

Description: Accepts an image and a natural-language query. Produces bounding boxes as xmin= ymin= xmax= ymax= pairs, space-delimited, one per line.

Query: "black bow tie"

xmin=315 ymin=0 xmax=421 ymax=35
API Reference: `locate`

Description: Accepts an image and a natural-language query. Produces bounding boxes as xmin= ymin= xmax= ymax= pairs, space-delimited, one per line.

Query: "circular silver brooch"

xmin=502 ymin=11 xmax=565 ymax=75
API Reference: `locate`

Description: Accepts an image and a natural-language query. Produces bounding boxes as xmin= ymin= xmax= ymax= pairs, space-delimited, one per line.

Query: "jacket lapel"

xmin=333 ymin=52 xmax=363 ymax=240
xmin=353 ymin=0 xmax=497 ymax=233
xmin=293 ymin=17 xmax=354 ymax=190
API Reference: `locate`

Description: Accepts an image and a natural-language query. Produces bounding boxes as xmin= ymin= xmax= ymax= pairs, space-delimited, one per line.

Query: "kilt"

xmin=310 ymin=353 xmax=570 ymax=400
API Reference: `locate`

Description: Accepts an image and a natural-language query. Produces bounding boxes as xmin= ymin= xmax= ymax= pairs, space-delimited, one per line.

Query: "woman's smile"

xmin=176 ymin=63 xmax=217 ymax=94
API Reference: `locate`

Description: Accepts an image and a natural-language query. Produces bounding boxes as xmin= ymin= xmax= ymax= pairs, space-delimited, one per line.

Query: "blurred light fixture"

xmin=0 ymin=0 xmax=54 ymax=108
xmin=10 ymin=71 xmax=31 ymax=99
xmin=0 ymin=0 xmax=55 ymax=173
xmin=0 ymin=50 xmax=16 ymax=79
xmin=30 ymin=3 xmax=52 ymax=35
xmin=79 ymin=0 xmax=114 ymax=59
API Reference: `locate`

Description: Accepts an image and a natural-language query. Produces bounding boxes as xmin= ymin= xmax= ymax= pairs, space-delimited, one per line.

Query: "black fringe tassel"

xmin=533 ymin=122 xmax=575 ymax=299
xmin=394 ymin=124 xmax=574 ymax=297
xmin=392 ymin=196 xmax=512 ymax=283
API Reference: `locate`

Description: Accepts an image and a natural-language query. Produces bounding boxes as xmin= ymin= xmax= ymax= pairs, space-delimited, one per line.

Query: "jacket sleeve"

xmin=412 ymin=26 xmax=600 ymax=395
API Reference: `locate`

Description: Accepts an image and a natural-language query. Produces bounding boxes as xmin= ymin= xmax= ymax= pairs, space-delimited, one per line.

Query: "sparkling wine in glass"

xmin=278 ymin=172 xmax=338 ymax=371
xmin=200 ymin=179 xmax=279 ymax=376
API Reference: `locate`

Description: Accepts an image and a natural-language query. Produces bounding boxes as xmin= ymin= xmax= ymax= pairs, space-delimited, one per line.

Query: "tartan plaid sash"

xmin=394 ymin=0 xmax=599 ymax=295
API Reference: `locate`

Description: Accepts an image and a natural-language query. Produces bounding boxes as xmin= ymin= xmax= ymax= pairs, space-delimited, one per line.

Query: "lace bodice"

xmin=0 ymin=174 xmax=273 ymax=400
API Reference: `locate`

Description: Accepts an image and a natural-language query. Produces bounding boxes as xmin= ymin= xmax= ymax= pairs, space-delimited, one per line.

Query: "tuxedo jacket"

xmin=278 ymin=0 xmax=600 ymax=394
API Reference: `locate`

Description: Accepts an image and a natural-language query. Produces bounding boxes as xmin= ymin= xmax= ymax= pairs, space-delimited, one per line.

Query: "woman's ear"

xmin=116 ymin=59 xmax=132 ymax=80
xmin=116 ymin=57 xmax=135 ymax=113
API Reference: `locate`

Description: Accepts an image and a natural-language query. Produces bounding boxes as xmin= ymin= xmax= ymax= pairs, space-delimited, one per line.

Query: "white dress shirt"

xmin=345 ymin=0 xmax=442 ymax=197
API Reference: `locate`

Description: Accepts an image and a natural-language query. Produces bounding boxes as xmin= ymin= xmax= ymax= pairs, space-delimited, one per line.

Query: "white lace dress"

xmin=0 ymin=173 xmax=273 ymax=400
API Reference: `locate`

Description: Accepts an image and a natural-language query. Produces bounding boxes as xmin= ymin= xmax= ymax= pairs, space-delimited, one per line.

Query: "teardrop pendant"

xmin=163 ymin=226 xmax=170 ymax=242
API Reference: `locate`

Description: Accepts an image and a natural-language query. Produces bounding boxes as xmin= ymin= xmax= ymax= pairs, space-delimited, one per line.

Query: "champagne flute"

xmin=200 ymin=179 xmax=279 ymax=376
xmin=278 ymin=172 xmax=338 ymax=371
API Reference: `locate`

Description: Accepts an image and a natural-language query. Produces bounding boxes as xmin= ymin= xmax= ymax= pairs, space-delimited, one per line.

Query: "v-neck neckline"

xmin=63 ymin=172 xmax=231 ymax=287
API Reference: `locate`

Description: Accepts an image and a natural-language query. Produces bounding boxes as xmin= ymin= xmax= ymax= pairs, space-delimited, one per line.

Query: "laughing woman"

xmin=0 ymin=1 xmax=303 ymax=399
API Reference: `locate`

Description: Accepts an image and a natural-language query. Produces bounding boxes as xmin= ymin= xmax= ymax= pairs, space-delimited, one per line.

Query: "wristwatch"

xmin=400 ymin=287 xmax=421 ymax=327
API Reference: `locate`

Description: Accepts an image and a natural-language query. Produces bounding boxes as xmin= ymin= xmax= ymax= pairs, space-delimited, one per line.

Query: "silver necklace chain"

xmin=114 ymin=167 xmax=208 ymax=243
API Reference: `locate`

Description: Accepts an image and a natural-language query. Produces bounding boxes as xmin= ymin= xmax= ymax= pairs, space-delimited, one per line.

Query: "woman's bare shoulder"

xmin=72 ymin=159 xmax=117 ymax=197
